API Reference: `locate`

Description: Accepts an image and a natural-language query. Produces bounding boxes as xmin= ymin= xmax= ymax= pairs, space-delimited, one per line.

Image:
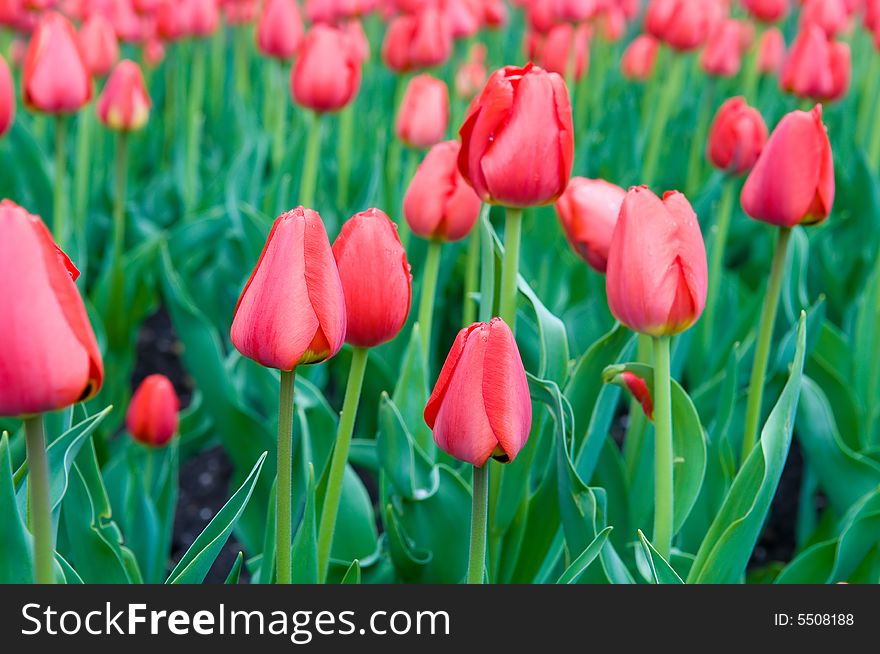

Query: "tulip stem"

xmin=684 ymin=79 xmax=715 ymax=196
xmin=25 ymin=414 xmax=54 ymax=584
xmin=642 ymin=49 xmax=687 ymax=188
xmin=419 ymin=240 xmax=443 ymax=367
xmin=53 ymin=115 xmax=68 ymax=248
xmin=652 ymin=335 xmax=674 ymax=561
xmin=299 ymin=112 xmax=322 ymax=208
xmin=276 ymin=368 xmax=296 ymax=585
xmin=467 ymin=463 xmax=489 ymax=584
xmin=73 ymin=108 xmax=94 ymax=261
xmin=478 ymin=204 xmax=495 ymax=322
xmin=185 ymin=42 xmax=206 ymax=213
xmin=113 ymin=133 xmax=129 ymax=259
xmin=316 ymin=346 xmax=369 ymax=582
xmin=740 ymin=24 xmax=764 ymax=105
xmin=336 ymin=104 xmax=354 ymax=209
xmin=701 ymin=180 xmax=736 ymax=366
xmin=499 ymin=207 xmax=523 ymax=333
xmin=741 ymin=226 xmax=792 ymax=464
xmin=272 ymin=59 xmax=288 ymax=171
xmin=210 ymin=23 xmax=226 ymax=120
xmin=234 ymin=26 xmax=250 ymax=99
xmin=463 ymin=225 xmax=480 ymax=326
xmin=857 ymin=55 xmax=879 ymax=146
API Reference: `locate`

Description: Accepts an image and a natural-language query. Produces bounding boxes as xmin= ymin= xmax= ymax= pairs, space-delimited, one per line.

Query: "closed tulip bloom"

xmin=332 ymin=209 xmax=412 ymax=348
xmin=231 ymin=207 xmax=346 ymax=370
xmin=111 ymin=0 xmax=146 ymax=42
xmin=23 ymin=12 xmax=92 ymax=113
xmin=742 ymin=0 xmax=789 ymax=22
xmin=555 ymin=177 xmax=625 ymax=273
xmin=445 ymin=0 xmax=482 ymax=39
xmin=801 ymin=0 xmax=849 ymax=38
xmin=826 ymin=40 xmax=851 ymax=101
xmin=144 ymin=38 xmax=166 ymax=67
xmin=646 ymin=0 xmax=720 ymax=51
xmin=741 ymin=105 xmax=834 ymax=227
xmin=404 ymin=140 xmax=482 ymax=241
xmin=621 ymin=34 xmax=659 ymax=80
xmin=535 ymin=22 xmax=590 ymax=81
xmin=424 ymin=317 xmax=532 ymax=467
xmin=343 ymin=19 xmax=370 ymax=63
xmin=0 ymin=54 xmax=13 ymax=137
xmin=395 ymin=74 xmax=449 ymax=149
xmin=0 ymin=200 xmax=104 ymax=416
xmin=597 ymin=4 xmax=627 ymax=42
xmin=292 ymin=24 xmax=361 ymax=112
xmin=156 ymin=0 xmax=187 ymax=40
xmin=757 ymin=27 xmax=785 ymax=74
xmin=97 ymin=59 xmax=151 ymax=131
xmin=780 ymin=25 xmax=848 ymax=101
xmin=257 ymin=0 xmax=303 ymax=59
xmin=707 ymin=96 xmax=768 ymax=175
xmin=455 ymin=43 xmax=486 ymax=99
xmin=382 ymin=8 xmax=452 ymax=72
xmin=606 ymin=187 xmax=708 ymax=336
xmin=700 ymin=19 xmax=744 ymax=77
xmin=78 ymin=13 xmax=119 ymax=76
xmin=187 ymin=0 xmax=219 ymax=37
xmin=126 ymin=374 xmax=180 ymax=447
xmin=458 ymin=63 xmax=574 ymax=208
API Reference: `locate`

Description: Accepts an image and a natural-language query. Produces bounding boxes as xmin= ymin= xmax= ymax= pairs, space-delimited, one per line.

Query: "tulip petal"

xmin=424 ymin=323 xmax=477 ymax=429
xmin=302 ymin=209 xmax=347 ymax=361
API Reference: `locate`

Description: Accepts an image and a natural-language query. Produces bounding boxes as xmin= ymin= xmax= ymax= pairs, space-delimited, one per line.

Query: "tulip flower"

xmin=739 ymin=105 xmax=834 ymax=462
xmin=0 ymin=199 xmax=103 ymax=584
xmin=381 ymin=7 xmax=453 ymax=73
xmin=757 ymin=27 xmax=785 ymax=75
xmin=742 ymin=0 xmax=789 ymax=22
xmin=532 ymin=22 xmax=590 ymax=83
xmin=800 ymin=0 xmax=850 ymax=38
xmin=554 ymin=177 xmax=625 ymax=273
xmin=700 ymin=19 xmax=745 ymax=78
xmin=0 ymin=54 xmax=13 ymax=138
xmin=455 ymin=43 xmax=487 ymax=99
xmin=187 ymin=0 xmax=220 ymax=37
xmin=707 ymin=97 xmax=768 ymax=176
xmin=459 ymin=63 xmax=573 ymax=333
xmin=78 ymin=13 xmax=119 ymax=77
xmin=126 ymin=374 xmax=180 ymax=447
xmin=645 ymin=0 xmax=719 ymax=52
xmin=621 ymin=34 xmax=659 ymax=81
xmin=605 ymin=367 xmax=654 ymax=420
xmin=232 ymin=206 xmax=345 ymax=585
xmin=781 ymin=25 xmax=850 ymax=102
xmin=395 ymin=74 xmax=449 ymax=150
xmin=317 ymin=208 xmax=411 ymax=580
xmin=97 ymin=59 xmax=151 ymax=133
xmin=425 ymin=317 xmax=531 ymax=582
xmin=256 ymin=0 xmax=303 ymax=59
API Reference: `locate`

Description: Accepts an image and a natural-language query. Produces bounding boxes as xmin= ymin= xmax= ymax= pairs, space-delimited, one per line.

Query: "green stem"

xmin=741 ymin=227 xmax=792 ymax=463
xmin=336 ymin=104 xmax=354 ymax=209
xmin=299 ymin=112 xmax=322 ymax=208
xmin=623 ymin=333 xmax=652 ymax=479
xmin=316 ymin=347 xmax=368 ymax=582
xmin=463 ymin=225 xmax=480 ymax=326
xmin=701 ymin=180 xmax=736 ymax=362
xmin=478 ymin=204 xmax=495 ymax=322
xmin=740 ymin=24 xmax=764 ymax=105
xmin=276 ymin=369 xmax=296 ymax=585
xmin=210 ymin=23 xmax=226 ymax=119
xmin=164 ymin=51 xmax=176 ymax=157
xmin=234 ymin=26 xmax=250 ymax=99
xmin=398 ymin=150 xmax=419 ymax=249
xmin=418 ymin=240 xmax=443 ymax=365
xmin=498 ymin=207 xmax=523 ymax=333
xmin=384 ymin=74 xmax=408 ymax=209
xmin=73 ymin=107 xmax=93 ymax=254
xmin=185 ymin=42 xmax=206 ymax=212
xmin=106 ymin=133 xmax=128 ymax=350
xmin=466 ymin=464 xmax=489 ymax=584
xmin=272 ymin=59 xmax=288 ymax=171
xmin=53 ymin=115 xmax=68 ymax=248
xmin=642 ymin=49 xmax=687 ymax=187
xmin=869 ymin=90 xmax=880 ymax=169
xmin=684 ymin=79 xmax=715 ymax=196
xmin=113 ymin=133 xmax=129 ymax=260
xmin=25 ymin=415 xmax=54 ymax=584
xmin=652 ymin=336 xmax=673 ymax=560
xmin=857 ymin=55 xmax=879 ymax=146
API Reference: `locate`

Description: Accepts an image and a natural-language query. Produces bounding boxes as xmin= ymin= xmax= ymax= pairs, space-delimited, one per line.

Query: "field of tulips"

xmin=1 ymin=0 xmax=879 ymax=588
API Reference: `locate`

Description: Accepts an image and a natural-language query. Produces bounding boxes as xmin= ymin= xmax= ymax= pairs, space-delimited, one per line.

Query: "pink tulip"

xmin=554 ymin=177 xmax=625 ymax=273
xmin=23 ymin=11 xmax=92 ymax=113
xmin=454 ymin=42 xmax=486 ymax=99
xmin=533 ymin=22 xmax=590 ymax=82
xmin=706 ymin=96 xmax=768 ymax=175
xmin=700 ymin=19 xmax=745 ymax=77
xmin=621 ymin=34 xmax=659 ymax=81
xmin=757 ymin=27 xmax=785 ymax=74
xmin=395 ymin=74 xmax=449 ymax=149
xmin=742 ymin=0 xmax=789 ymax=22
xmin=126 ymin=374 xmax=180 ymax=447
xmin=0 ymin=54 xmax=14 ymax=137
xmin=78 ymin=13 xmax=119 ymax=76
xmin=800 ymin=0 xmax=850 ymax=38
xmin=291 ymin=24 xmax=362 ymax=112
xmin=97 ymin=59 xmax=151 ymax=132
xmin=256 ymin=0 xmax=303 ymax=59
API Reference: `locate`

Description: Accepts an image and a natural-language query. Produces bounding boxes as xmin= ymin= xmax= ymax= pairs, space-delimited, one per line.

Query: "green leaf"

xmin=0 ymin=433 xmax=33 ymax=583
xmin=377 ymin=392 xmax=438 ymax=501
xmin=225 ymin=552 xmax=244 ymax=585
xmin=637 ymin=530 xmax=685 ymax=584
xmin=166 ymin=451 xmax=267 ymax=584
xmin=340 ymin=560 xmax=361 ymax=584
xmin=556 ymin=527 xmax=613 ymax=584
xmin=328 ymin=466 xmax=380 ymax=565
xmin=291 ymin=464 xmax=318 ymax=584
xmin=391 ymin=324 xmax=433 ymax=454
xmin=687 ymin=313 xmax=807 ymax=584
xmin=54 ymin=553 xmax=84 ymax=585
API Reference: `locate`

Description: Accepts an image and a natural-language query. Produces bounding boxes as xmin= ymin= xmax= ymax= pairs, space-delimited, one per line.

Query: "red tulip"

xmin=395 ymin=74 xmax=449 ymax=149
xmin=608 ymin=369 xmax=654 ymax=419
xmin=621 ymin=34 xmax=659 ymax=80
xmin=156 ymin=0 xmax=187 ymax=40
xmin=291 ymin=24 xmax=361 ymax=112
xmin=533 ymin=22 xmax=590 ymax=82
xmin=78 ymin=13 xmax=119 ymax=77
xmin=742 ymin=0 xmax=789 ymax=22
xmin=231 ymin=207 xmax=346 ymax=370
xmin=224 ymin=0 xmax=258 ymax=24
xmin=781 ymin=25 xmax=849 ymax=101
xmin=757 ymin=27 xmax=785 ymax=74
xmin=256 ymin=0 xmax=303 ymax=59
xmin=381 ymin=7 xmax=452 ymax=72
xmin=458 ymin=63 xmax=574 ymax=208
xmin=23 ymin=12 xmax=92 ymax=113
xmin=596 ymin=4 xmax=627 ymax=41
xmin=454 ymin=42 xmax=486 ymax=99
xmin=424 ymin=317 xmax=532 ymax=467
xmin=555 ymin=177 xmax=625 ymax=273
xmin=404 ymin=140 xmax=482 ymax=242
xmin=343 ymin=19 xmax=370 ymax=63
xmin=445 ymin=0 xmax=482 ymax=39
xmin=97 ymin=59 xmax=151 ymax=131
xmin=332 ymin=208 xmax=412 ymax=348
xmin=144 ymin=38 xmax=166 ymax=67
xmin=187 ymin=0 xmax=220 ymax=37
xmin=800 ymin=0 xmax=849 ymax=38
xmin=700 ymin=19 xmax=745 ymax=77
xmin=0 ymin=54 xmax=14 ymax=137
xmin=110 ymin=0 xmax=145 ymax=43
xmin=706 ymin=97 xmax=768 ymax=175
xmin=645 ymin=0 xmax=721 ymax=51
xmin=741 ymin=105 xmax=834 ymax=227
xmin=0 ymin=200 xmax=103 ymax=417
xmin=826 ymin=40 xmax=851 ymax=101
xmin=605 ymin=187 xmax=708 ymax=336
xmin=126 ymin=374 xmax=180 ymax=447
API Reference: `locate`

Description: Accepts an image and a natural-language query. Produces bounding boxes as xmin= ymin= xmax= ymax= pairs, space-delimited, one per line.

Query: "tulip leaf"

xmin=637 ymin=530 xmax=685 ymax=584
xmin=853 ymin=263 xmax=880 ymax=444
xmin=340 ymin=560 xmax=361 ymax=585
xmin=225 ymin=552 xmax=245 ymax=585
xmin=166 ymin=451 xmax=267 ymax=584
xmin=377 ymin=392 xmax=438 ymax=501
xmin=291 ymin=463 xmax=318 ymax=584
xmin=54 ymin=553 xmax=84 ymax=585
xmin=687 ymin=313 xmax=807 ymax=584
xmin=328 ymin=466 xmax=380 ymax=566
xmin=0 ymin=433 xmax=33 ymax=584
xmin=556 ymin=527 xmax=613 ymax=584
xmin=391 ymin=324 xmax=433 ymax=454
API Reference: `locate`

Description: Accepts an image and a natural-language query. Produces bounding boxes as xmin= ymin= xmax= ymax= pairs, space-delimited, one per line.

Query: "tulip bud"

xmin=706 ymin=96 xmax=768 ymax=176
xmin=144 ymin=38 xmax=166 ymax=67
xmin=97 ymin=59 xmax=151 ymax=131
xmin=231 ymin=207 xmax=347 ymax=370
xmin=597 ymin=4 xmax=627 ymax=41
xmin=332 ymin=209 xmax=412 ymax=348
xmin=780 ymin=25 xmax=850 ymax=101
xmin=187 ymin=0 xmax=220 ymax=37
xmin=826 ymin=40 xmax=851 ymax=102
xmin=257 ymin=0 xmax=302 ymax=59
xmin=23 ymin=12 xmax=92 ymax=113
xmin=445 ymin=0 xmax=482 ymax=39
xmin=395 ymin=74 xmax=449 ymax=150
xmin=757 ymin=27 xmax=785 ymax=75
xmin=454 ymin=43 xmax=486 ymax=99
xmin=534 ymin=22 xmax=590 ymax=82
xmin=0 ymin=54 xmax=14 ymax=138
xmin=458 ymin=63 xmax=574 ymax=208
xmin=404 ymin=140 xmax=482 ymax=242
xmin=646 ymin=0 xmax=719 ymax=52
xmin=78 ymin=13 xmax=119 ymax=77
xmin=343 ymin=19 xmax=370 ymax=64
xmin=801 ymin=0 xmax=849 ymax=38
xmin=0 ymin=200 xmax=104 ymax=417
xmin=741 ymin=105 xmax=834 ymax=227
xmin=742 ymin=0 xmax=789 ymax=22
xmin=424 ymin=317 xmax=532 ymax=467
xmin=621 ymin=34 xmax=659 ymax=81
xmin=156 ymin=0 xmax=188 ymax=41
xmin=605 ymin=367 xmax=654 ymax=420
xmin=126 ymin=374 xmax=180 ymax=447
xmin=224 ymin=0 xmax=258 ymax=25
xmin=111 ymin=0 xmax=146 ymax=43
xmin=555 ymin=177 xmax=625 ymax=273
xmin=381 ymin=8 xmax=452 ymax=73
xmin=700 ymin=19 xmax=745 ymax=77
xmin=605 ymin=187 xmax=708 ymax=336
xmin=291 ymin=24 xmax=362 ymax=113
